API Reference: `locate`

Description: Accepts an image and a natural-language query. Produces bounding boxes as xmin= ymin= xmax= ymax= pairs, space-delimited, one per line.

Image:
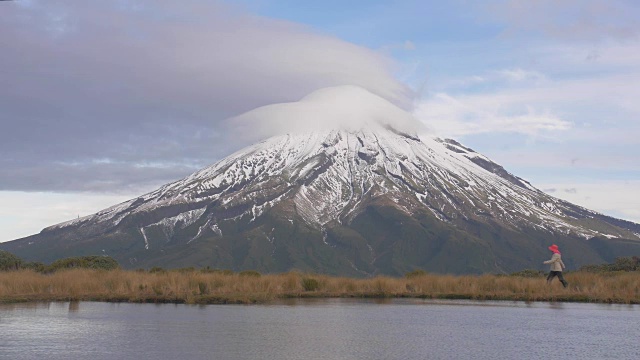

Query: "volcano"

xmin=3 ymin=86 xmax=640 ymax=275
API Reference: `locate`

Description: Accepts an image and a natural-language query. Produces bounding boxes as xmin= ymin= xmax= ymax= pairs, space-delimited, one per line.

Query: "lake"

xmin=1 ymin=299 xmax=638 ymax=359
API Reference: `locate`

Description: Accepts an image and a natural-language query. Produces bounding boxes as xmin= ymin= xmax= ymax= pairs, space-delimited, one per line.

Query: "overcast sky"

xmin=2 ymin=0 xmax=639 ymax=242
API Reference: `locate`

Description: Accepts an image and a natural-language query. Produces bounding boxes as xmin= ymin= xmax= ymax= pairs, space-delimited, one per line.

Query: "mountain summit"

xmin=3 ymin=87 xmax=639 ymax=275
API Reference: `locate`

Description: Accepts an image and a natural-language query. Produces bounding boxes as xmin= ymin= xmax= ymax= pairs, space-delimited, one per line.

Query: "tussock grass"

xmin=0 ymin=270 xmax=638 ymax=304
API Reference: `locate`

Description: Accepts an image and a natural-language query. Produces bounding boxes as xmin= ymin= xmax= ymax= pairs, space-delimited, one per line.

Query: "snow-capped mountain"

xmin=3 ymin=87 xmax=640 ymax=275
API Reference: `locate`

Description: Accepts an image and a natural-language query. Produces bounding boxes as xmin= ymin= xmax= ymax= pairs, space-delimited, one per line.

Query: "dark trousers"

xmin=547 ymin=271 xmax=568 ymax=288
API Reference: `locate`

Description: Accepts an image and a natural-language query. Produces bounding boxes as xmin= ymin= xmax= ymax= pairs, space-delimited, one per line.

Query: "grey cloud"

xmin=564 ymin=188 xmax=578 ymax=194
xmin=0 ymin=160 xmax=196 ymax=194
xmin=484 ymin=0 xmax=640 ymax=42
xmin=0 ymin=0 xmax=410 ymax=193
xmin=586 ymin=49 xmax=601 ymax=61
xmin=543 ymin=188 xmax=557 ymax=193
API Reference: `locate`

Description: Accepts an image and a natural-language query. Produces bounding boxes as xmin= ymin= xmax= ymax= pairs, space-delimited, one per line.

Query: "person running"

xmin=544 ymin=244 xmax=568 ymax=288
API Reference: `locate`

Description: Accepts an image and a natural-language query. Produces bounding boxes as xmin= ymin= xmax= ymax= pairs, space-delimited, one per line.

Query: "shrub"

xmin=579 ymin=256 xmax=640 ymax=273
xmin=509 ymin=269 xmax=544 ymax=278
xmin=198 ymin=282 xmax=209 ymax=295
xmin=199 ymin=267 xmax=234 ymax=275
xmin=200 ymin=266 xmax=216 ymax=273
xmin=405 ymin=269 xmax=428 ymax=278
xmin=149 ymin=266 xmax=166 ymax=274
xmin=578 ymin=264 xmax=605 ymax=273
xmin=85 ymin=256 xmax=119 ymax=270
xmin=301 ymin=277 xmax=320 ymax=291
xmin=239 ymin=270 xmax=261 ymax=277
xmin=0 ymin=250 xmax=22 ymax=271
xmin=48 ymin=256 xmax=119 ymax=272
xmin=23 ymin=261 xmax=46 ymax=273
xmin=610 ymin=256 xmax=640 ymax=272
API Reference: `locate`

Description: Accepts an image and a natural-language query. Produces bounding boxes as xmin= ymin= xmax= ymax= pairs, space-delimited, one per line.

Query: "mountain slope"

xmin=3 ymin=86 xmax=639 ymax=275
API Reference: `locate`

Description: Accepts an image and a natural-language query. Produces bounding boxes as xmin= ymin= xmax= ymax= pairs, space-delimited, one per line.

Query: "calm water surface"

xmin=1 ymin=299 xmax=638 ymax=360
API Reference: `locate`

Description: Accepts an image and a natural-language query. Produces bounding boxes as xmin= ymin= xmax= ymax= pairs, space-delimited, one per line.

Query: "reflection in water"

xmin=68 ymin=301 xmax=80 ymax=312
xmin=547 ymin=301 xmax=565 ymax=310
xmin=371 ymin=298 xmax=394 ymax=305
xmin=1 ymin=299 xmax=639 ymax=360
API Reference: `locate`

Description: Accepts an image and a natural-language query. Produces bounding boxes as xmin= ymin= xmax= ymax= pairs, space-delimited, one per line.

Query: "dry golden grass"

xmin=0 ymin=269 xmax=638 ymax=304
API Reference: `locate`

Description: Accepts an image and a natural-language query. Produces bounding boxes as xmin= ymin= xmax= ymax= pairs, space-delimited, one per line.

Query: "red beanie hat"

xmin=548 ymin=244 xmax=560 ymax=253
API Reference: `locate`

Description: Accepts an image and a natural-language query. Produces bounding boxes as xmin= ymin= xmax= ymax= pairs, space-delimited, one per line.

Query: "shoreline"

xmin=2 ymin=291 xmax=637 ymax=305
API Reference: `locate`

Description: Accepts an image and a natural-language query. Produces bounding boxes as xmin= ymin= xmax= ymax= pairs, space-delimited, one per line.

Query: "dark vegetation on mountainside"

xmin=0 ymin=250 xmax=118 ymax=273
xmin=3 ymin=200 xmax=640 ymax=277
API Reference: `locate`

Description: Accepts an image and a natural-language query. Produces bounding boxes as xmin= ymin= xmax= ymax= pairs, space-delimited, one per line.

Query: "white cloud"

xmin=414 ymin=92 xmax=571 ymax=138
xmin=495 ymin=68 xmax=546 ymax=82
xmin=536 ymin=180 xmax=640 ymax=224
xmin=0 ymin=191 xmax=134 ymax=242
xmin=404 ymin=40 xmax=417 ymax=50
xmin=416 ymin=51 xmax=640 ymax=139
xmin=438 ymin=67 xmax=548 ymax=92
xmin=231 ymin=85 xmax=423 ymax=141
